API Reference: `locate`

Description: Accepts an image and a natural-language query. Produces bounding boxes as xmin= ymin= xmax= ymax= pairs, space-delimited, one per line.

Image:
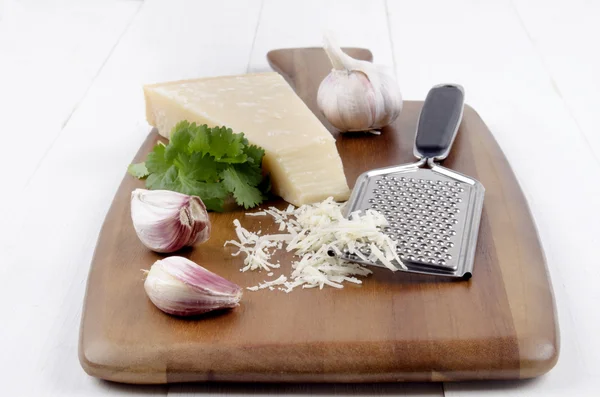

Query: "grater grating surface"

xmin=342 ymin=84 xmax=484 ymax=279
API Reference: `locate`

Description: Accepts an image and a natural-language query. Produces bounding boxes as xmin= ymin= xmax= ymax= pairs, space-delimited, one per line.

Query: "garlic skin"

xmin=317 ymin=32 xmax=403 ymax=133
xmin=131 ymin=189 xmax=211 ymax=253
xmin=144 ymin=256 xmax=242 ymax=316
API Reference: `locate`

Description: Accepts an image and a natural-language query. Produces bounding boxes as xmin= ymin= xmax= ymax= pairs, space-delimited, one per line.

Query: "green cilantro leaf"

xmin=208 ymin=126 xmax=248 ymax=163
xmin=221 ymin=166 xmax=265 ymax=209
xmin=145 ymin=144 xmax=170 ymax=174
xmin=187 ymin=123 xmax=211 ymax=155
xmin=127 ymin=162 xmax=149 ymax=178
xmin=146 ymin=164 xmax=179 ymax=191
xmin=165 ymin=123 xmax=193 ymax=161
xmin=181 ymin=152 xmax=222 ymax=183
xmin=230 ymin=163 xmax=263 ymax=186
xmin=128 ymin=122 xmax=268 ymax=211
xmin=244 ymin=144 xmax=265 ymax=166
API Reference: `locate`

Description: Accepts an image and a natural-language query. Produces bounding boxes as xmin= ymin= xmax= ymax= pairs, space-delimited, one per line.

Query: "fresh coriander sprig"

xmin=128 ymin=121 xmax=270 ymax=212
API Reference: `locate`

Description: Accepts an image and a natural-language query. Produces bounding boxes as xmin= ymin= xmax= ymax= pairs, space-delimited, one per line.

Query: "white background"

xmin=1 ymin=0 xmax=599 ymax=396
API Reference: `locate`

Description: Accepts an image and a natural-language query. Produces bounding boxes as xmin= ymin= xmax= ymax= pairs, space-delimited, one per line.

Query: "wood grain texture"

xmin=78 ymin=48 xmax=559 ymax=384
xmin=0 ymin=0 xmax=142 ymax=212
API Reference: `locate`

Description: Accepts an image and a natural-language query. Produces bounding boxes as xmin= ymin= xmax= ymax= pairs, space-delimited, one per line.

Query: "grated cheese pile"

xmin=224 ymin=197 xmax=405 ymax=292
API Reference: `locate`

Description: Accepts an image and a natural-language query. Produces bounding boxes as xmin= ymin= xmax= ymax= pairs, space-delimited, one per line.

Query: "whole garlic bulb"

xmin=131 ymin=189 xmax=211 ymax=253
xmin=144 ymin=256 xmax=242 ymax=316
xmin=317 ymin=32 xmax=403 ymax=133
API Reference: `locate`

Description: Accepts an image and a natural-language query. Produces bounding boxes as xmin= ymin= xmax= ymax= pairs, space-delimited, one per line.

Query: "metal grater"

xmin=342 ymin=84 xmax=485 ymax=279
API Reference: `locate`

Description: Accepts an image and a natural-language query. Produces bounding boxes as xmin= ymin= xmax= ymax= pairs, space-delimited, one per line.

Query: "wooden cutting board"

xmin=78 ymin=48 xmax=559 ymax=384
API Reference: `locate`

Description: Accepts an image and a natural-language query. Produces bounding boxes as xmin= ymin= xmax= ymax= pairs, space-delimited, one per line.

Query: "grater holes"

xmin=374 ymin=176 xmax=463 ymax=270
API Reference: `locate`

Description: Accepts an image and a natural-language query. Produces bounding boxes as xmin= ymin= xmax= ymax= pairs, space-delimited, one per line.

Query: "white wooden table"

xmin=1 ymin=0 xmax=599 ymax=395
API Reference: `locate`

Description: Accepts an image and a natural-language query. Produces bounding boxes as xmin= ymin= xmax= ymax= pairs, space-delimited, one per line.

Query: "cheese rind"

xmin=143 ymin=72 xmax=350 ymax=206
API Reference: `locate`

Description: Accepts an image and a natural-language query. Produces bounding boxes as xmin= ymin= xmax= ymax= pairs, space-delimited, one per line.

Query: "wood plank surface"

xmin=78 ymin=47 xmax=558 ymax=384
xmin=0 ymin=0 xmax=142 ymax=212
xmin=0 ymin=1 xmax=263 ymax=395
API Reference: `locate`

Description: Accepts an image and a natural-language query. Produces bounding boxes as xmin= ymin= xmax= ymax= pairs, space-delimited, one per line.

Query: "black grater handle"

xmin=414 ymin=84 xmax=465 ymax=161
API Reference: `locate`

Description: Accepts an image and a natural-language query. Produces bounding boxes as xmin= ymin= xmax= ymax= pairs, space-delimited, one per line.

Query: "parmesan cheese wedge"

xmin=143 ymin=72 xmax=350 ymax=206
